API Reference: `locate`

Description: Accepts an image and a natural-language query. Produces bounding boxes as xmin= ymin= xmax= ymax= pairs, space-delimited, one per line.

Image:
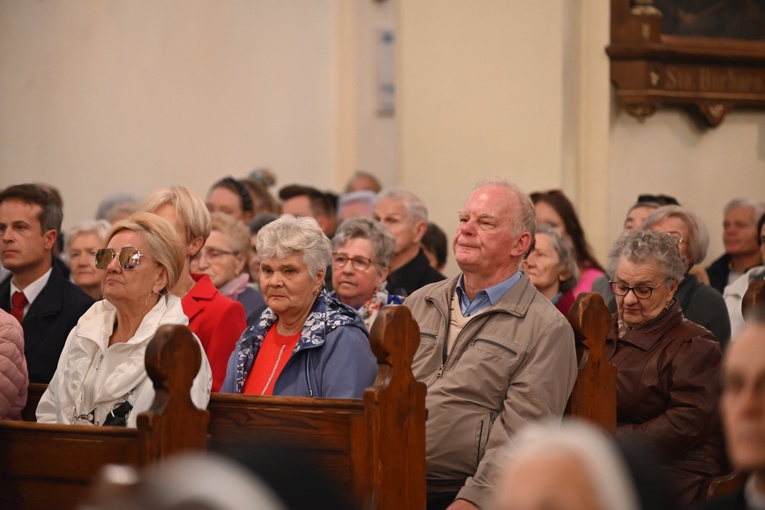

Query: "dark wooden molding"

xmin=607 ymin=0 xmax=765 ymax=126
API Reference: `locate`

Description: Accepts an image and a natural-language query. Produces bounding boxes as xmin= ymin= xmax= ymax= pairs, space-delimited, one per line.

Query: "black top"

xmin=386 ymin=248 xmax=446 ymax=298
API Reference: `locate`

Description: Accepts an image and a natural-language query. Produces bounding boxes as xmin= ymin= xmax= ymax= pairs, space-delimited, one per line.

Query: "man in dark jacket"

xmin=0 ymin=184 xmax=93 ymax=383
xmin=374 ymin=187 xmax=445 ymax=297
xmin=698 ymin=309 xmax=765 ymax=509
xmin=707 ymin=198 xmax=765 ymax=293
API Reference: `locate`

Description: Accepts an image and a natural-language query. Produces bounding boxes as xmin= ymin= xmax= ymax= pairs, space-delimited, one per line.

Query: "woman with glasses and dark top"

xmin=330 ymin=217 xmax=404 ymax=331
xmin=221 ymin=215 xmax=377 ymax=398
xmin=530 ymin=189 xmax=605 ymax=296
xmin=642 ymin=205 xmax=730 ymax=348
xmin=606 ymin=230 xmax=726 ymax=509
xmin=194 ymin=212 xmax=265 ymax=324
xmin=140 ymin=187 xmax=247 ymax=393
xmin=37 ymin=213 xmax=212 ymax=426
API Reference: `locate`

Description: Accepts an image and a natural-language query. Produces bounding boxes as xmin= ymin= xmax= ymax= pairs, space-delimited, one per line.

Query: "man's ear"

xmin=509 ymin=232 xmax=533 ymax=258
xmin=412 ymin=220 xmax=428 ymax=244
xmin=188 ymin=236 xmax=205 ymax=259
xmin=43 ymin=230 xmax=58 ymax=251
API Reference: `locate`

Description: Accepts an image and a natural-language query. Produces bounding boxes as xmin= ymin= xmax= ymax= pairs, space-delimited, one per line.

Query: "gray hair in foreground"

xmin=643 ymin=205 xmax=709 ymax=265
xmin=256 ymin=215 xmax=332 ymax=279
xmin=332 ymin=217 xmax=396 ymax=269
xmin=536 ymin=224 xmax=579 ymax=293
xmin=474 ymin=176 xmax=536 ymax=240
xmin=608 ymin=230 xmax=686 ymax=282
xmin=494 ymin=420 xmax=640 ymax=510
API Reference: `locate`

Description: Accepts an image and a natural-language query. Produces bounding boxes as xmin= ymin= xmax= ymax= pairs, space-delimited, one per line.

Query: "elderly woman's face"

xmin=101 ymin=230 xmax=167 ymax=308
xmin=613 ymin=257 xmax=678 ymax=326
xmin=332 ymin=238 xmax=388 ymax=309
xmin=523 ymin=233 xmax=565 ymax=299
xmin=650 ymin=216 xmax=691 ymax=262
xmin=196 ymin=230 xmax=246 ymax=288
xmin=68 ymin=232 xmax=103 ymax=291
xmin=260 ymin=252 xmax=323 ymax=320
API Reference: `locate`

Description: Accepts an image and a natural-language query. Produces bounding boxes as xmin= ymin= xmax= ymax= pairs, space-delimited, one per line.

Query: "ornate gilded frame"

xmin=607 ymin=0 xmax=765 ymax=126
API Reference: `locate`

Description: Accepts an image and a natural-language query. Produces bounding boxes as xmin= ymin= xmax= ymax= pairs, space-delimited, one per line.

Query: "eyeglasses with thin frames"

xmin=198 ymin=247 xmax=238 ymax=263
xmin=332 ymin=253 xmax=373 ymax=271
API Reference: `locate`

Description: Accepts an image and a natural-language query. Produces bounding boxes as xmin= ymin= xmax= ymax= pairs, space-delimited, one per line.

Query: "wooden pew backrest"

xmin=565 ymin=292 xmax=617 ymax=434
xmin=208 ymin=305 xmax=427 ymax=510
xmin=0 ymin=324 xmax=209 ymax=510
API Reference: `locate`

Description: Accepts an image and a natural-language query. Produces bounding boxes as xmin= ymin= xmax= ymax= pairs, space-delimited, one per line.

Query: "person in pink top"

xmin=140 ymin=187 xmax=247 ymax=393
xmin=0 ymin=309 xmax=27 ymax=420
xmin=530 ymin=189 xmax=605 ymax=296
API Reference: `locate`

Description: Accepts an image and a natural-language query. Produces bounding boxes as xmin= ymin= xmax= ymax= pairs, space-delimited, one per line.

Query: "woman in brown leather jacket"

xmin=606 ymin=230 xmax=727 ymax=509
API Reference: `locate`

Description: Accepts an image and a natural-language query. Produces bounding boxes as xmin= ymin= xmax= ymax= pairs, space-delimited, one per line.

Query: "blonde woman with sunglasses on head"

xmin=36 ymin=212 xmax=212 ymax=427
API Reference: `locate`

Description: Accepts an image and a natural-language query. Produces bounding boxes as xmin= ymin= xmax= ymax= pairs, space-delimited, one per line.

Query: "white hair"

xmin=494 ymin=420 xmax=640 ymax=510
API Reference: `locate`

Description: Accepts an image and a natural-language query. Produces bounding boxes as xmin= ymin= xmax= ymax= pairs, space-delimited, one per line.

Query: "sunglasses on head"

xmin=94 ymin=247 xmax=145 ymax=270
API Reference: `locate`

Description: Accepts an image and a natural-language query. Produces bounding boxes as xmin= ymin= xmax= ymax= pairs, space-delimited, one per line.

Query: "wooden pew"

xmin=207 ymin=305 xmax=427 ymax=510
xmin=0 ymin=324 xmax=209 ymax=510
xmin=565 ymin=292 xmax=618 ymax=434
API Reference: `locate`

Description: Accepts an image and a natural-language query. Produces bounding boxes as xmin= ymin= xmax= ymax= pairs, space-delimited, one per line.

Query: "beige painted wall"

xmin=1 ymin=1 xmax=763 ymax=277
xmin=0 ymin=1 xmax=396 ymax=229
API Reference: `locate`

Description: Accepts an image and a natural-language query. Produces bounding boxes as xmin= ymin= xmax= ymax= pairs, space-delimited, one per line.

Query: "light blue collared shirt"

xmin=455 ymin=271 xmax=521 ymax=317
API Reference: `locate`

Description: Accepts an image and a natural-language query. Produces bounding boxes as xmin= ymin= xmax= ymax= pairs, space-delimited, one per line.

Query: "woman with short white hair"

xmin=221 ymin=215 xmax=377 ymax=398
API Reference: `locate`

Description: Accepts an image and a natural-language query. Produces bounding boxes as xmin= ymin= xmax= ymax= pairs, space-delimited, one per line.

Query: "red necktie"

xmin=10 ymin=291 xmax=27 ymax=323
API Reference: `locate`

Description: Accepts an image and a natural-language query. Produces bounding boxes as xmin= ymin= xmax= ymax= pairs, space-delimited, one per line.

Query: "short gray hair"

xmin=336 ymin=190 xmax=377 ymax=219
xmin=608 ymin=230 xmax=686 ymax=282
xmin=375 ymin=187 xmax=428 ymax=224
xmin=64 ymin=219 xmax=112 ymax=256
xmin=475 ymin=176 xmax=536 ymax=240
xmin=536 ymin=224 xmax=579 ymax=293
xmin=210 ymin=212 xmax=250 ymax=255
xmin=256 ymin=215 xmax=332 ymax=279
xmin=643 ymin=205 xmax=709 ymax=265
xmin=332 ymin=217 xmax=396 ymax=269
xmin=725 ymin=198 xmax=765 ymax=224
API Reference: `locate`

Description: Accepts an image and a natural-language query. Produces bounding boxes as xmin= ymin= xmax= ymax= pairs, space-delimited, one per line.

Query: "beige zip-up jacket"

xmin=405 ymin=273 xmax=577 ymax=509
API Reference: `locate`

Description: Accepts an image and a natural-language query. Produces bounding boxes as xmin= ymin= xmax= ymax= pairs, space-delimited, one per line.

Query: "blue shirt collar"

xmin=455 ymin=271 xmax=521 ymax=317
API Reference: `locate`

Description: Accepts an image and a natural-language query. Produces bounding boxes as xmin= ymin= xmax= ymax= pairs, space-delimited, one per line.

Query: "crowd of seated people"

xmin=3 ymin=172 xmax=765 ymax=510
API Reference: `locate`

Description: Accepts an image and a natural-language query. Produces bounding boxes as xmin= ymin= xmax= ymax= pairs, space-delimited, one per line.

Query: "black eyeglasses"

xmin=609 ymin=280 xmax=665 ymax=300
xmin=94 ymin=247 xmax=146 ymax=270
xmin=332 ymin=253 xmax=373 ymax=271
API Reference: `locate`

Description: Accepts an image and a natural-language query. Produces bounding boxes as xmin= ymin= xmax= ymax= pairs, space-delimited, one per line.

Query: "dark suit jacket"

xmin=0 ymin=263 xmax=94 ymax=383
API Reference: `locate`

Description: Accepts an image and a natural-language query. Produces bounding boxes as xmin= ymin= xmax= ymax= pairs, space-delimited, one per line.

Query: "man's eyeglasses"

xmin=332 ymin=253 xmax=373 ymax=271
xmin=199 ymin=248 xmax=238 ymax=262
xmin=95 ymin=247 xmax=146 ymax=270
xmin=609 ymin=281 xmax=664 ymax=300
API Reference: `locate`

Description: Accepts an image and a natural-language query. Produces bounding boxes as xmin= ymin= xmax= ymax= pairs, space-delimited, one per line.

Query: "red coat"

xmin=182 ymin=274 xmax=246 ymax=392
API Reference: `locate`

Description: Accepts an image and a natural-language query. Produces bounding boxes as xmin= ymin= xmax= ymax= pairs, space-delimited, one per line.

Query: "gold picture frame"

xmin=607 ymin=0 xmax=765 ymax=126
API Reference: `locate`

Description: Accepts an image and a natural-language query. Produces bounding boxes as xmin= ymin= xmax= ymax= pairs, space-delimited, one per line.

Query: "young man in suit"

xmin=0 ymin=184 xmax=93 ymax=383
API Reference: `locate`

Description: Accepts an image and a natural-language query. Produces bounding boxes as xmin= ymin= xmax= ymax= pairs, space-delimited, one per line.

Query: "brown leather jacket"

xmin=607 ymin=300 xmax=727 ymax=509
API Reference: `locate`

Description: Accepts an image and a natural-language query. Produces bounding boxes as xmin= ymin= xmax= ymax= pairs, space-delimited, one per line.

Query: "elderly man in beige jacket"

xmin=405 ymin=177 xmax=578 ymax=510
